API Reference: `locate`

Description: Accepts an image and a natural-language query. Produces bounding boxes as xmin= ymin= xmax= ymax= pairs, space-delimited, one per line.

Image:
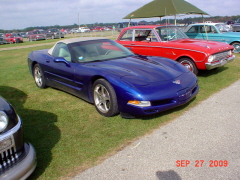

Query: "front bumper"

xmin=205 ymin=55 xmax=235 ymax=70
xmin=0 ymin=143 xmax=36 ymax=180
xmin=0 ymin=115 xmax=37 ymax=180
xmin=120 ymin=82 xmax=199 ymax=117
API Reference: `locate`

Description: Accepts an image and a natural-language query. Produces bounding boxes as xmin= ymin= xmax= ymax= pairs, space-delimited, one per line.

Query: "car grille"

xmin=151 ymin=98 xmax=174 ymax=106
xmin=0 ymin=136 xmax=18 ymax=172
xmin=214 ymin=50 xmax=230 ymax=61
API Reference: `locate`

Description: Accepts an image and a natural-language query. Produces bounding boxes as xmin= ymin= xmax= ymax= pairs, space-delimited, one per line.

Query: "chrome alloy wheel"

xmin=178 ymin=57 xmax=198 ymax=75
xmin=94 ymin=84 xmax=111 ymax=113
xmin=180 ymin=60 xmax=194 ymax=72
xmin=34 ymin=66 xmax=43 ymax=87
xmin=231 ymin=42 xmax=240 ymax=53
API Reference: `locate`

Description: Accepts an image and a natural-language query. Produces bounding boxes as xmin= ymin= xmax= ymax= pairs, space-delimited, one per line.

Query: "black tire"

xmin=92 ymin=79 xmax=119 ymax=117
xmin=230 ymin=42 xmax=240 ymax=53
xmin=33 ymin=64 xmax=47 ymax=88
xmin=178 ymin=58 xmax=198 ymax=75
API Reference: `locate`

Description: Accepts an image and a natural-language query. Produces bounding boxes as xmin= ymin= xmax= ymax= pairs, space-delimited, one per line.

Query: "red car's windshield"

xmin=156 ymin=26 xmax=189 ymax=41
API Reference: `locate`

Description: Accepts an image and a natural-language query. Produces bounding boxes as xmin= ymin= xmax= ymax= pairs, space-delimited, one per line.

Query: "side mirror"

xmin=54 ymin=57 xmax=71 ymax=67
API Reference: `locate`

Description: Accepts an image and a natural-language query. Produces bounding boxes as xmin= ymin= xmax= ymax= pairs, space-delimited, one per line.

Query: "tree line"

xmin=1 ymin=15 xmax=240 ymax=33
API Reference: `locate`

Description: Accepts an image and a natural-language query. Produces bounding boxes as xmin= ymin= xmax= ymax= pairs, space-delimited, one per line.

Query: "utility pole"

xmin=78 ymin=12 xmax=80 ymax=29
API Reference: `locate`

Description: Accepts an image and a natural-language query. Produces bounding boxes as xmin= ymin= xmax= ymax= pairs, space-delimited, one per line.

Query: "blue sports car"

xmin=27 ymin=37 xmax=198 ymax=118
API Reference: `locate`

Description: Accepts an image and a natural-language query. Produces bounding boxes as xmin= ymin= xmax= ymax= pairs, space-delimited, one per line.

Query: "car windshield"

xmin=215 ymin=24 xmax=231 ymax=32
xmin=69 ymin=39 xmax=134 ymax=62
xmin=156 ymin=26 xmax=188 ymax=41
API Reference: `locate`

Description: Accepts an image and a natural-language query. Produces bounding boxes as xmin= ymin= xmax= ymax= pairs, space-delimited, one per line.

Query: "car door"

xmin=199 ymin=25 xmax=222 ymax=42
xmin=117 ymin=28 xmax=161 ymax=56
xmin=44 ymin=43 xmax=78 ymax=94
xmin=185 ymin=25 xmax=204 ymax=39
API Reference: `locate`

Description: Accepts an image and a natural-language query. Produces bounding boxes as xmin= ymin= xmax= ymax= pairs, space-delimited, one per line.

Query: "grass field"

xmin=0 ymin=38 xmax=239 ymax=180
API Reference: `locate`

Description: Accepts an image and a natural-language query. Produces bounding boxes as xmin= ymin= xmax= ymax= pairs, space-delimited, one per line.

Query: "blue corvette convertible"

xmin=27 ymin=37 xmax=198 ymax=118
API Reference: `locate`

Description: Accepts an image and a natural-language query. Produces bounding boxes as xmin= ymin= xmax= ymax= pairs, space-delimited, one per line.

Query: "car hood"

xmin=87 ymin=56 xmax=187 ymax=85
xmin=171 ymin=38 xmax=233 ymax=53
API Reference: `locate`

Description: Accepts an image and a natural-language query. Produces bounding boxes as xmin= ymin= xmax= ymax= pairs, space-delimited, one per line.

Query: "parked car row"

xmin=194 ymin=19 xmax=240 ymax=33
xmin=69 ymin=26 xmax=113 ymax=33
xmin=0 ymin=29 xmax=65 ymax=45
xmin=26 ymin=29 xmax=64 ymax=41
xmin=0 ymin=33 xmax=23 ymax=44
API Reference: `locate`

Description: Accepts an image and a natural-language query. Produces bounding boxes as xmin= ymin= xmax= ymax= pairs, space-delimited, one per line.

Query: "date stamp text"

xmin=176 ymin=160 xmax=229 ymax=167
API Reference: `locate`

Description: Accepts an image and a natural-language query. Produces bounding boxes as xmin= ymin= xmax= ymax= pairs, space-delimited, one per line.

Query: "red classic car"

xmin=5 ymin=33 xmax=23 ymax=43
xmin=116 ymin=25 xmax=235 ymax=74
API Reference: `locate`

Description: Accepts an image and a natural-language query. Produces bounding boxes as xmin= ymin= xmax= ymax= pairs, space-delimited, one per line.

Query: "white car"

xmin=70 ymin=28 xmax=81 ymax=33
xmin=79 ymin=27 xmax=90 ymax=33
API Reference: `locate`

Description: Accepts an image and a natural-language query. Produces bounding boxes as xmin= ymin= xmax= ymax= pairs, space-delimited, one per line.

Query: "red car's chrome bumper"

xmin=205 ymin=55 xmax=235 ymax=70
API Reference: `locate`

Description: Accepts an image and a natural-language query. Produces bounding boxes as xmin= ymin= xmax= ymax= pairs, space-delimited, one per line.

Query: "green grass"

xmin=0 ymin=44 xmax=239 ymax=180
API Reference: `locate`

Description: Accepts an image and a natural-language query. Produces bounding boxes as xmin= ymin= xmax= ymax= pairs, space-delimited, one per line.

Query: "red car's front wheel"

xmin=178 ymin=58 xmax=198 ymax=75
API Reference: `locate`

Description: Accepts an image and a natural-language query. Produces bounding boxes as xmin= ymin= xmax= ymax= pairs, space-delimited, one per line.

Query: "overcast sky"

xmin=1 ymin=0 xmax=239 ymax=30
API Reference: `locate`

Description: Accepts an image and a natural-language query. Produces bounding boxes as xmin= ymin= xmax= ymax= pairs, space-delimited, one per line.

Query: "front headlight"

xmin=208 ymin=55 xmax=216 ymax=63
xmin=128 ymin=100 xmax=151 ymax=107
xmin=0 ymin=111 xmax=8 ymax=132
